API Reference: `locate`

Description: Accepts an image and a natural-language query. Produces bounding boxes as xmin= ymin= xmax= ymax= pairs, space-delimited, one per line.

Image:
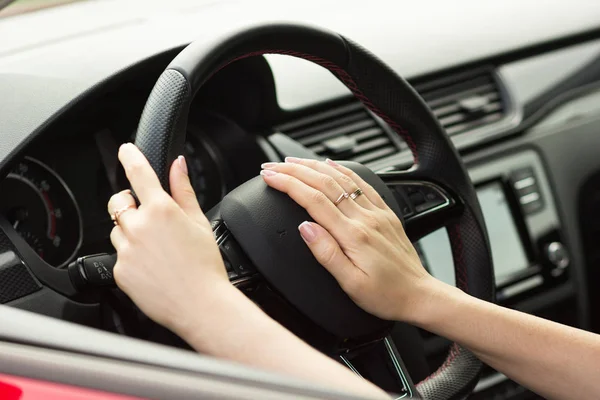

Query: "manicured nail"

xmin=178 ymin=155 xmax=188 ymax=175
xmin=326 ymin=158 xmax=340 ymax=167
xmin=298 ymin=221 xmax=317 ymax=243
xmin=285 ymin=156 xmax=301 ymax=163
xmin=261 ymin=162 xmax=278 ymax=169
xmin=260 ymin=170 xmax=278 ymax=177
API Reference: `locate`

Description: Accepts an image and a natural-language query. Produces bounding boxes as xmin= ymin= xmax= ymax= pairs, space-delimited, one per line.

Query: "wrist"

xmin=168 ymin=281 xmax=242 ymax=338
xmin=169 ymin=282 xmax=266 ymax=355
xmin=404 ymin=275 xmax=466 ymax=330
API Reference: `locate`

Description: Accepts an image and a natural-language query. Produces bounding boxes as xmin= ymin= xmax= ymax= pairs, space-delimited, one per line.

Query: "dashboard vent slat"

xmin=277 ymin=103 xmax=401 ymax=166
xmin=277 ymin=68 xmax=509 ymax=168
xmin=414 ymin=69 xmax=507 ymax=137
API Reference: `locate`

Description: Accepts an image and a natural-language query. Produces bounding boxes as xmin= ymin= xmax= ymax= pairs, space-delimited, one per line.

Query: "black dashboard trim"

xmin=0 ymin=46 xmax=184 ymax=179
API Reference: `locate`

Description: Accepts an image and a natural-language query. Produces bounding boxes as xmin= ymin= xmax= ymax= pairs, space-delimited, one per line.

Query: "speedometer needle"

xmin=13 ymin=219 xmax=20 ymax=229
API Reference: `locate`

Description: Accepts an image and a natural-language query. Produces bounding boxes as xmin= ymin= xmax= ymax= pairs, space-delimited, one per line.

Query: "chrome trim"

xmin=474 ymin=372 xmax=508 ymax=392
xmin=5 ymin=156 xmax=84 ymax=269
xmin=339 ymin=337 xmax=414 ymax=398
xmin=499 ymin=275 xmax=543 ymax=298
xmin=339 ymin=355 xmax=363 ymax=378
xmin=383 ymin=337 xmax=413 ymax=399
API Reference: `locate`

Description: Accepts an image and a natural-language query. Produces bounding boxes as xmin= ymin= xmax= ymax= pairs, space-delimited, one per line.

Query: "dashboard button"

xmin=227 ymin=270 xmax=239 ymax=280
xmin=510 ymin=167 xmax=535 ymax=183
xmin=405 ymin=185 xmax=419 ymax=195
xmin=220 ymin=236 xmax=255 ymax=276
xmin=419 ymin=186 xmax=446 ymax=207
xmin=211 ymin=219 xmax=222 ymax=231
xmin=408 ymin=191 xmax=426 ymax=206
xmin=391 ymin=187 xmax=414 ymax=218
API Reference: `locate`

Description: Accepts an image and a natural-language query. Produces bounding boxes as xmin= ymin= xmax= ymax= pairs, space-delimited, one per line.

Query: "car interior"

xmin=1 ymin=1 xmax=600 ymax=399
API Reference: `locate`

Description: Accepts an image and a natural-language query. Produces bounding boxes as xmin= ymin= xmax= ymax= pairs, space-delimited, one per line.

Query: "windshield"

xmin=0 ymin=0 xmax=83 ymax=18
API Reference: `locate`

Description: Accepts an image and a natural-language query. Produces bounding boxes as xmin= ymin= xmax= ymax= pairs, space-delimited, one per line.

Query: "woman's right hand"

xmin=260 ymin=157 xmax=440 ymax=323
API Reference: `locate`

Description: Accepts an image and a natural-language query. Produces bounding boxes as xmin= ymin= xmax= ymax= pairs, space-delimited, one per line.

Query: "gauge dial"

xmin=0 ymin=157 xmax=83 ymax=268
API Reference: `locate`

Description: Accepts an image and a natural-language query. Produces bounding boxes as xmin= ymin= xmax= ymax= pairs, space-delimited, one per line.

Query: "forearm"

xmin=174 ymin=286 xmax=389 ymax=400
xmin=413 ymin=278 xmax=600 ymax=400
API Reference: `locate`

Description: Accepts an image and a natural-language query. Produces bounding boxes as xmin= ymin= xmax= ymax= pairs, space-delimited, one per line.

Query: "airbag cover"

xmin=220 ymin=162 xmax=400 ymax=338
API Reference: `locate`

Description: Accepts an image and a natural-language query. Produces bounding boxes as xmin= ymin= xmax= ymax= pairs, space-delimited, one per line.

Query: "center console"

xmin=415 ymin=150 xmax=571 ymax=398
xmin=417 ymin=150 xmax=568 ymax=304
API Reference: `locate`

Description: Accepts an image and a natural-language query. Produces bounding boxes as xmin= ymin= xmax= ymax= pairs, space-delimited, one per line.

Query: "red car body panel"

xmin=0 ymin=373 xmax=145 ymax=400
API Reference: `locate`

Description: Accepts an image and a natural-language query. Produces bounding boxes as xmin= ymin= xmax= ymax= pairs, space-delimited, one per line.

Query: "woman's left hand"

xmin=260 ymin=157 xmax=431 ymax=323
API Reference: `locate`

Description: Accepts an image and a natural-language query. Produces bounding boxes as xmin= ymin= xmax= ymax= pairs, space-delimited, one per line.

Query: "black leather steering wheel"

xmin=133 ymin=23 xmax=495 ymax=400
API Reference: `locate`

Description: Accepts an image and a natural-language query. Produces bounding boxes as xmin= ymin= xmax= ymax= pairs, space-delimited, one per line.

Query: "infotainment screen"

xmin=418 ymin=181 xmax=530 ymax=287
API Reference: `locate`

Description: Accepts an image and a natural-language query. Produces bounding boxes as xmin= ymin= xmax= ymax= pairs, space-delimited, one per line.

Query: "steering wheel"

xmin=131 ymin=23 xmax=495 ymax=400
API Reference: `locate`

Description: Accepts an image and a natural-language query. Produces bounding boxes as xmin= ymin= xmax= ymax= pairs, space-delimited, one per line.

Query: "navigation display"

xmin=418 ymin=181 xmax=529 ymax=286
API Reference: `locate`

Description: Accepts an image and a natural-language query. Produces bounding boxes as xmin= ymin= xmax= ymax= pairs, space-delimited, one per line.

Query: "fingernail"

xmin=261 ymin=162 xmax=278 ymax=169
xmin=298 ymin=221 xmax=317 ymax=243
xmin=285 ymin=156 xmax=301 ymax=163
xmin=326 ymin=158 xmax=340 ymax=167
xmin=260 ymin=170 xmax=277 ymax=177
xmin=178 ymin=155 xmax=188 ymax=175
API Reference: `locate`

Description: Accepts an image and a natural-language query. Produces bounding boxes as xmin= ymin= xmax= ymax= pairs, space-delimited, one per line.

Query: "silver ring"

xmin=349 ymin=188 xmax=363 ymax=200
xmin=334 ymin=191 xmax=349 ymax=206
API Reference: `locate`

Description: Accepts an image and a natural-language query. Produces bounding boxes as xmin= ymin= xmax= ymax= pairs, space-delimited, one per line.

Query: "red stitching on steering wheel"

xmin=222 ymin=50 xmax=420 ymax=164
xmin=221 ymin=48 xmax=472 ymax=392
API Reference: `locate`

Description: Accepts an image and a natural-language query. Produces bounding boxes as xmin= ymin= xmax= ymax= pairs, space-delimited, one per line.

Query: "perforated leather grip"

xmin=133 ymin=23 xmax=494 ymax=400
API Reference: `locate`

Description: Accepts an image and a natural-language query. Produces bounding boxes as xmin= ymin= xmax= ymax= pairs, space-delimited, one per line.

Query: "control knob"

xmin=544 ymin=242 xmax=569 ymax=277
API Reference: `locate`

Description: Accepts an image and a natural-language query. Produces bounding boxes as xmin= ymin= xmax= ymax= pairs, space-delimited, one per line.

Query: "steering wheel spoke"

xmin=378 ymin=171 xmax=463 ymax=241
xmin=339 ymin=335 xmax=418 ymax=398
xmin=132 ymin=22 xmax=495 ymax=399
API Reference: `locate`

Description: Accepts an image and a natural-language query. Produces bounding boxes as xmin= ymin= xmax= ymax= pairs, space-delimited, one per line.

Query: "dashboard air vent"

xmin=277 ymin=102 xmax=403 ymax=165
xmin=414 ymin=69 xmax=506 ymax=136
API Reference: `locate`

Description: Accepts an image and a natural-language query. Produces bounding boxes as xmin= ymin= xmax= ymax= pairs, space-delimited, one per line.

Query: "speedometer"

xmin=0 ymin=157 xmax=83 ymax=268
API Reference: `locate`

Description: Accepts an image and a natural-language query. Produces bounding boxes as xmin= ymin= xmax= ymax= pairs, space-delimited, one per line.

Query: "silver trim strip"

xmin=339 ymin=355 xmax=363 ymax=378
xmin=4 ymin=156 xmax=84 ymax=269
xmin=339 ymin=337 xmax=414 ymax=398
xmin=474 ymin=372 xmax=508 ymax=392
xmin=499 ymin=275 xmax=543 ymax=298
xmin=383 ymin=337 xmax=413 ymax=399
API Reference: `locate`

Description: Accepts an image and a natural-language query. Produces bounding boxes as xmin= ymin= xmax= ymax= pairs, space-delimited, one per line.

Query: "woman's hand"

xmin=261 ymin=157 xmax=434 ymax=323
xmin=107 ymin=143 xmax=234 ymax=335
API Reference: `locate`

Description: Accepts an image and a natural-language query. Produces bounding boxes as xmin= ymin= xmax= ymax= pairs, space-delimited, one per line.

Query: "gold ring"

xmin=349 ymin=188 xmax=363 ymax=200
xmin=333 ymin=191 xmax=349 ymax=206
xmin=111 ymin=205 xmax=136 ymax=226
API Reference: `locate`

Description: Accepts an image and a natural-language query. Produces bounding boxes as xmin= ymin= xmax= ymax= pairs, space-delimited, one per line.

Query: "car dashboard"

xmin=2 ymin=2 xmax=600 ymax=399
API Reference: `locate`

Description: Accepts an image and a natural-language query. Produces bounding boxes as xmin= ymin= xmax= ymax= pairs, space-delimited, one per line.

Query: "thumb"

xmin=298 ymin=221 xmax=361 ymax=291
xmin=169 ymin=156 xmax=205 ymax=224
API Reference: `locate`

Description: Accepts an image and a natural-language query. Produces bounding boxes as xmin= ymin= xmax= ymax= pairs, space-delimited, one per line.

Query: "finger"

xmin=169 ymin=155 xmax=206 ymax=225
xmin=261 ymin=161 xmax=362 ymax=217
xmin=298 ymin=221 xmax=365 ymax=288
xmin=107 ymin=190 xmax=137 ymax=226
xmin=324 ymin=159 xmax=387 ymax=209
xmin=284 ymin=157 xmax=373 ymax=209
xmin=118 ymin=143 xmax=165 ymax=204
xmin=109 ymin=225 xmax=127 ymax=252
xmin=260 ymin=170 xmax=353 ymax=238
